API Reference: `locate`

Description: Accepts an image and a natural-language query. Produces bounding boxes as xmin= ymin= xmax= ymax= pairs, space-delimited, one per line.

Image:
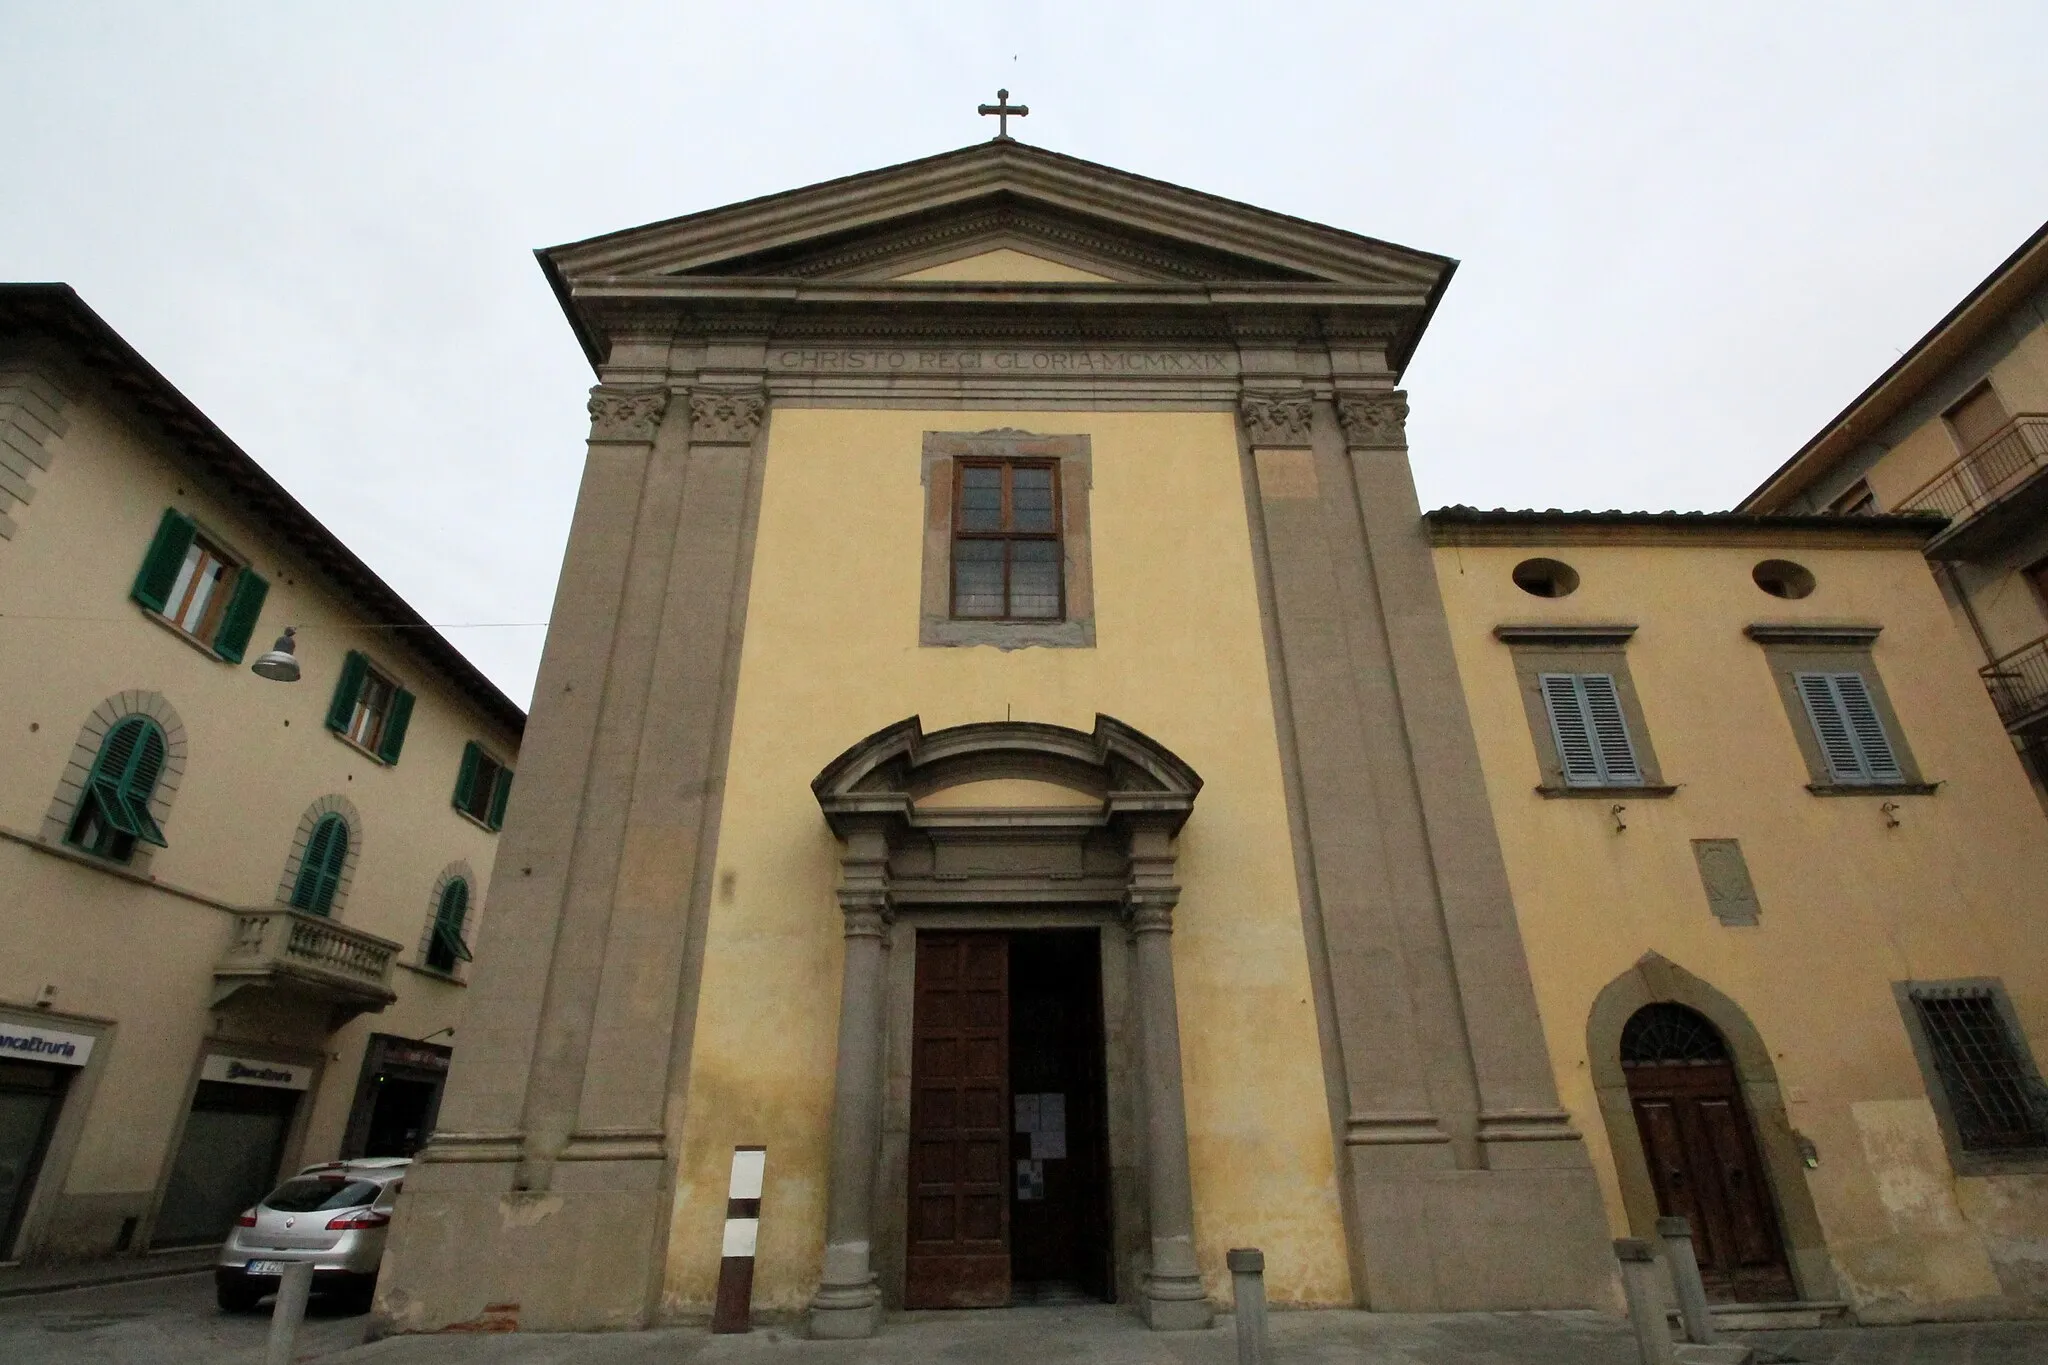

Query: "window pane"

xmin=1009 ymin=541 xmax=1062 ymax=618
xmin=1011 ymin=466 xmax=1055 ymax=532
xmin=463 ymin=756 xmax=501 ymax=821
xmin=953 ymin=540 xmax=1005 ymax=617
xmin=349 ymin=673 xmax=395 ymax=747
xmin=959 ymin=466 xmax=1003 ymax=532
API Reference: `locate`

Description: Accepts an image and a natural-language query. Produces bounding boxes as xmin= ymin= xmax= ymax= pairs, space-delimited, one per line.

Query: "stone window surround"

xmin=1586 ymin=953 xmax=1839 ymax=1302
xmin=919 ymin=430 xmax=1095 ymax=650
xmin=1745 ymin=624 xmax=1936 ymax=795
xmin=1893 ymin=977 xmax=2048 ymax=1176
xmin=41 ymin=691 xmax=190 ymax=876
xmin=1493 ymin=625 xmax=1674 ymax=798
xmin=275 ymin=795 xmax=364 ymax=916
xmin=805 ymin=714 xmax=1209 ymax=1337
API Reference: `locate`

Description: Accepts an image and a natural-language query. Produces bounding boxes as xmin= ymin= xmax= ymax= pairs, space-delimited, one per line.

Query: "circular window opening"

xmin=1753 ymin=559 xmax=1816 ymax=600
xmin=1512 ymin=557 xmax=1580 ymax=598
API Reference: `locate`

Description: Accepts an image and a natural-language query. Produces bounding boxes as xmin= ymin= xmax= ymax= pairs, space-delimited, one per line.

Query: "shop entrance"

xmin=342 ymin=1034 xmax=452 ymax=1159
xmin=0 ymin=1061 xmax=71 ymax=1256
xmin=154 ymin=1073 xmax=301 ymax=1247
xmin=1622 ymin=1003 xmax=1796 ymax=1302
xmin=904 ymin=929 xmax=1112 ymax=1309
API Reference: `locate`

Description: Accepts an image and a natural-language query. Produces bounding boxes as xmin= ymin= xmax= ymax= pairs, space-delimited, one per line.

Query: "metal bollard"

xmin=1226 ymin=1247 xmax=1268 ymax=1365
xmin=1656 ymin=1215 xmax=1717 ymax=1344
xmin=265 ymin=1260 xmax=314 ymax=1365
xmin=1613 ymin=1239 xmax=1677 ymax=1365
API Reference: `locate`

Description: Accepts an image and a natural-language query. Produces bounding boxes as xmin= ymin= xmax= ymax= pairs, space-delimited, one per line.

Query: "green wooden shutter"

xmin=452 ymin=741 xmax=482 ymax=812
xmin=131 ymin=509 xmax=196 ymax=613
xmin=292 ymin=815 xmax=347 ymax=915
xmin=116 ymin=723 xmax=170 ymax=847
xmin=1797 ymin=671 xmax=1901 ymax=783
xmin=429 ymin=879 xmax=474 ymax=969
xmin=378 ymin=688 xmax=416 ymax=764
xmin=326 ymin=651 xmax=369 ymax=732
xmin=210 ymin=570 xmax=269 ymax=663
xmin=487 ymin=766 xmax=513 ymax=831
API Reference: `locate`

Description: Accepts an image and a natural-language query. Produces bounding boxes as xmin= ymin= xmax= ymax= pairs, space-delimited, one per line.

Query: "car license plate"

xmin=245 ymin=1260 xmax=287 ymax=1276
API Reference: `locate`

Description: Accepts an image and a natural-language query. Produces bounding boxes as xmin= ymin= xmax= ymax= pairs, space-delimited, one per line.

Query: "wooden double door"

xmin=1626 ymin=1060 xmax=1796 ymax=1302
xmin=905 ymin=930 xmax=1111 ymax=1309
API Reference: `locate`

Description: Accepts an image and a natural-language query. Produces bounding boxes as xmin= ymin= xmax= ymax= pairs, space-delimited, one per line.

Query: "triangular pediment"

xmin=542 ymin=141 xmax=1452 ymax=292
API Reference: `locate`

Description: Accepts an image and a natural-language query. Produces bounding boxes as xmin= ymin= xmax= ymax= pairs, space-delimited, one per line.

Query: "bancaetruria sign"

xmin=0 ymin=1023 xmax=95 ymax=1067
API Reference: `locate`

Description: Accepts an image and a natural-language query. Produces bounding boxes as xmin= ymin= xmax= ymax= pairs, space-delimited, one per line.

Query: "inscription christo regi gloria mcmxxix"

xmin=978 ymin=89 xmax=1028 ymax=140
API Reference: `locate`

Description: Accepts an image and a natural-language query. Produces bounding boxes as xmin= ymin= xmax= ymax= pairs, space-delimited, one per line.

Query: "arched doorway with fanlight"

xmin=1620 ymin=1003 xmax=1796 ymax=1301
xmin=1586 ymin=954 xmax=1834 ymax=1306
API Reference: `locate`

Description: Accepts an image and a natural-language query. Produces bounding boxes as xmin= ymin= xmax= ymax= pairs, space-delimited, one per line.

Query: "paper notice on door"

xmin=1014 ymin=1093 xmax=1040 ymax=1134
xmin=1016 ymin=1158 xmax=1045 ymax=1201
xmin=1030 ymin=1093 xmax=1067 ymax=1159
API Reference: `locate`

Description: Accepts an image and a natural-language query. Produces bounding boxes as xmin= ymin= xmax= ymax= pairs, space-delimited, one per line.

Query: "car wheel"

xmin=216 ymin=1281 xmax=264 ymax=1313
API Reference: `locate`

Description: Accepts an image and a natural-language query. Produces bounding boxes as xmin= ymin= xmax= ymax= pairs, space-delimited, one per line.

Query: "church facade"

xmin=373 ymin=141 xmax=2048 ymax=1335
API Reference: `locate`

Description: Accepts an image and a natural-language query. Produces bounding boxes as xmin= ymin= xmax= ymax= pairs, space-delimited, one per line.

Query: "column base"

xmin=807 ymin=1280 xmax=881 ymax=1339
xmin=1140 ymin=1274 xmax=1214 ymax=1331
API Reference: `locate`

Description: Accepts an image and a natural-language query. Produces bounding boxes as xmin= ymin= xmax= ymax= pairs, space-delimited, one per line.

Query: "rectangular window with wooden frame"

xmin=1749 ymin=626 xmax=1929 ymax=794
xmin=1497 ymin=626 xmax=1671 ymax=797
xmin=1826 ymin=480 xmax=1877 ymax=516
xmin=130 ymin=508 xmax=270 ymax=663
xmin=1945 ymin=381 xmax=2011 ymax=455
xmin=951 ymin=459 xmax=1063 ymax=621
xmin=452 ymin=741 xmax=514 ymax=831
xmin=325 ymin=650 xmax=415 ymax=764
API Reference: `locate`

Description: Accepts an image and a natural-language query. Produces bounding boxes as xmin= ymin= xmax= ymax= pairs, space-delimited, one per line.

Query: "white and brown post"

xmin=712 ymin=1145 xmax=766 ymax=1333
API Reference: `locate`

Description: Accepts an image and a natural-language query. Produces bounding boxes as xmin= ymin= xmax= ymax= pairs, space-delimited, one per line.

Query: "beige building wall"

xmin=660 ymin=406 xmax=1349 ymax=1314
xmin=0 ymin=352 xmax=518 ymax=1261
xmin=1435 ymin=532 xmax=2048 ymax=1318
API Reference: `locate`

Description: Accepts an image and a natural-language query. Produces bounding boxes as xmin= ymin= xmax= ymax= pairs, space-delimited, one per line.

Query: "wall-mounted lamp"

xmin=250 ymin=626 xmax=301 ymax=682
xmin=1610 ymin=803 xmax=1628 ymax=833
xmin=1880 ymin=800 xmax=1902 ymax=829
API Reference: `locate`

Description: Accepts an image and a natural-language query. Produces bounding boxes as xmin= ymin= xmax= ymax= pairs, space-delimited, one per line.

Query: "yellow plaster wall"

xmin=663 ymin=407 xmax=1348 ymax=1313
xmin=0 ymin=375 xmax=513 ymax=1219
xmin=891 ymin=248 xmax=1116 ymax=283
xmin=1435 ymin=536 xmax=2048 ymax=1313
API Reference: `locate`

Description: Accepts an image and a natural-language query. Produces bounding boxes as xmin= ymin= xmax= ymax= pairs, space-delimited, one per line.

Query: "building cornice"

xmin=1424 ymin=506 xmax=1945 ymax=550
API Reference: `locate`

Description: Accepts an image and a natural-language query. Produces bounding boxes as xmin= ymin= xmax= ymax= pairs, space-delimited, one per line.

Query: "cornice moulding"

xmin=1493 ymin=624 xmax=1640 ymax=646
xmin=1743 ymin=623 xmax=1883 ymax=645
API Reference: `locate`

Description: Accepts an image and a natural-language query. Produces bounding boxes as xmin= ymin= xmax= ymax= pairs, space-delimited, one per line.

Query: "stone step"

xmin=1667 ymin=1299 xmax=1851 ymax=1332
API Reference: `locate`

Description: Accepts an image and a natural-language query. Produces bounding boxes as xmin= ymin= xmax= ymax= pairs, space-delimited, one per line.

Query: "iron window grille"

xmin=1911 ymin=987 xmax=2048 ymax=1152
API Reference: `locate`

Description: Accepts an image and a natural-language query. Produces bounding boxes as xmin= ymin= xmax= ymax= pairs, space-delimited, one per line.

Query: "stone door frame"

xmin=806 ymin=714 xmax=1212 ymax=1337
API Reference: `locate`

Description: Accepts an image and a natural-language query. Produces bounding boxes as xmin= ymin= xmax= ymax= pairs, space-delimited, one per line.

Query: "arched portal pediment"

xmin=812 ymin=714 xmax=1200 ymax=838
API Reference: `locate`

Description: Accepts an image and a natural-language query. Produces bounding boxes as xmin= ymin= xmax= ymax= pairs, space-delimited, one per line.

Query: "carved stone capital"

xmin=586 ymin=386 xmax=668 ymax=442
xmin=1335 ymin=391 xmax=1409 ymax=449
xmin=839 ymin=893 xmax=893 ymax=939
xmin=1126 ymin=894 xmax=1178 ymax=935
xmin=1238 ymin=391 xmax=1315 ymax=448
xmin=689 ymin=387 xmax=768 ymax=445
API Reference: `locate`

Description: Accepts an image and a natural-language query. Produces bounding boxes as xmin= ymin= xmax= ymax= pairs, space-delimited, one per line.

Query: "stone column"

xmin=809 ymin=826 xmax=892 ymax=1339
xmin=1127 ymin=822 xmax=1212 ymax=1331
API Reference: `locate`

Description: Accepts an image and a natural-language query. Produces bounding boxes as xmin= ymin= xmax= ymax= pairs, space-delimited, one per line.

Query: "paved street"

xmin=3 ymin=1274 xmax=2047 ymax=1364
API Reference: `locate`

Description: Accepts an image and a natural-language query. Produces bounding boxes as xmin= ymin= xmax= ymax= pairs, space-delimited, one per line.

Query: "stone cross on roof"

xmin=977 ymin=89 xmax=1028 ymax=140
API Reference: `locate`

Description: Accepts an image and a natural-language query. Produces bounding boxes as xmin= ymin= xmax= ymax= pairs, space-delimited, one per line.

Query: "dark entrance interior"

xmin=1622 ymin=1003 xmax=1797 ymax=1302
xmin=0 ymin=1061 xmax=71 ymax=1256
xmin=343 ymin=1035 xmax=452 ymax=1159
xmin=905 ymin=929 xmax=1112 ymax=1310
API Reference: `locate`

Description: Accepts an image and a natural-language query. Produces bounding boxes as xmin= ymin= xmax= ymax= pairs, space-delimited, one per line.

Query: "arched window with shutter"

xmin=290 ymin=814 xmax=350 ymax=916
xmin=67 ymin=715 xmax=171 ymax=861
xmin=425 ymin=878 xmax=473 ymax=973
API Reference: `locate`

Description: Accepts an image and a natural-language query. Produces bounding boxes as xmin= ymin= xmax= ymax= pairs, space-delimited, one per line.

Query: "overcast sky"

xmin=6 ymin=3 xmax=2045 ymax=707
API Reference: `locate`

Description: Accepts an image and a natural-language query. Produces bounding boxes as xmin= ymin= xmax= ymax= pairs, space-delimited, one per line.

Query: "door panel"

xmin=1626 ymin=1061 xmax=1796 ymax=1302
xmin=906 ymin=932 xmax=1010 ymax=1308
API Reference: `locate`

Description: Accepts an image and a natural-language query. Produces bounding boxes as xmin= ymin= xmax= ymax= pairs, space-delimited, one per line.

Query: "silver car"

xmin=214 ymin=1157 xmax=409 ymax=1311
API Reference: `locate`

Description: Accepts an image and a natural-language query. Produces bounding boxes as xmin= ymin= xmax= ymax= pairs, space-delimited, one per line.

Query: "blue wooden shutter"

xmin=210 ymin=570 xmax=269 ymax=663
xmin=326 ymin=652 xmax=369 ymax=733
xmin=1796 ymin=672 xmax=1901 ymax=782
xmin=131 ymin=509 xmax=196 ymax=613
xmin=1540 ymin=673 xmax=1640 ymax=787
xmin=377 ymin=688 xmax=415 ymax=764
